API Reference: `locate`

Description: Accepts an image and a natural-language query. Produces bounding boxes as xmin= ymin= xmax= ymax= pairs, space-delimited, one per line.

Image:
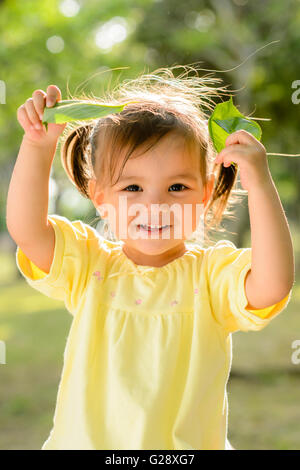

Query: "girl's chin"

xmin=129 ymin=239 xmax=175 ymax=250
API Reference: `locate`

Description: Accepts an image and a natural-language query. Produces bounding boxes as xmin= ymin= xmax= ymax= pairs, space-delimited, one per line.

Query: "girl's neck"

xmin=121 ymin=242 xmax=187 ymax=268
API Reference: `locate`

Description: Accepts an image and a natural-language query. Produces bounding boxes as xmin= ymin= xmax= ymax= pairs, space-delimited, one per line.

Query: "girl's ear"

xmin=88 ymin=178 xmax=106 ymax=214
xmin=88 ymin=178 xmax=97 ymax=200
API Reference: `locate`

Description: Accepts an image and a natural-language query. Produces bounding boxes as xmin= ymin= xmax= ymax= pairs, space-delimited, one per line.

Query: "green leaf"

xmin=42 ymin=100 xmax=134 ymax=131
xmin=208 ymin=96 xmax=262 ymax=167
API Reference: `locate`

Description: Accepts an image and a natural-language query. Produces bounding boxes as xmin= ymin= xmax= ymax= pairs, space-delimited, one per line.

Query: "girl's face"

xmin=89 ymin=132 xmax=214 ymax=267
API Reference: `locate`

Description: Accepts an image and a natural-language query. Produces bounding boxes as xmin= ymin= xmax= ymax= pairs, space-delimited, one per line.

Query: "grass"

xmin=0 ymin=250 xmax=300 ymax=450
xmin=0 ymin=283 xmax=72 ymax=449
xmin=228 ymin=273 xmax=300 ymax=450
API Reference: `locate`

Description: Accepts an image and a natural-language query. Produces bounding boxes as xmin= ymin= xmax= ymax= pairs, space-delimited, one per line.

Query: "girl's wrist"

xmin=247 ymin=176 xmax=276 ymax=200
xmin=22 ymin=133 xmax=59 ymax=150
xmin=247 ymin=168 xmax=274 ymax=193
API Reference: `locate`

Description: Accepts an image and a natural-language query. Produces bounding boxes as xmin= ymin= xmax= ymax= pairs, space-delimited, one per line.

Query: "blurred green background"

xmin=0 ymin=0 xmax=300 ymax=450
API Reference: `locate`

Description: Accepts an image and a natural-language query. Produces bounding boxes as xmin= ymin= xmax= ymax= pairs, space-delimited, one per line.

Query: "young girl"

xmin=7 ymin=66 xmax=294 ymax=450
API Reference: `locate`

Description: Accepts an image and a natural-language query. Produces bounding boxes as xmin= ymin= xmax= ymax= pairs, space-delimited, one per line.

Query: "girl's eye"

xmin=169 ymin=183 xmax=188 ymax=191
xmin=121 ymin=183 xmax=188 ymax=192
xmin=122 ymin=184 xmax=142 ymax=192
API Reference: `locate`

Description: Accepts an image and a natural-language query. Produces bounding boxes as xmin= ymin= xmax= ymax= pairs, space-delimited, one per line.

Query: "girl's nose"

xmin=145 ymin=201 xmax=170 ymax=217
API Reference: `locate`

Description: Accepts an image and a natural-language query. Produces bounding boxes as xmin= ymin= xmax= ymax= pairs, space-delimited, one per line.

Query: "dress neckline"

xmin=116 ymin=242 xmax=195 ymax=272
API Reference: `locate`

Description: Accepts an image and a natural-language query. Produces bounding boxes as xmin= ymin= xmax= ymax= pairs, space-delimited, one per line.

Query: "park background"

xmin=0 ymin=0 xmax=300 ymax=450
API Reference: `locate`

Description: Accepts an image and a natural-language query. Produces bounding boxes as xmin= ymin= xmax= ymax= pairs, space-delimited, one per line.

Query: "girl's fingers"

xmin=17 ymin=105 xmax=38 ymax=133
xmin=225 ymin=129 xmax=255 ymax=147
xmin=24 ymin=98 xmax=43 ymax=130
xmin=46 ymin=84 xmax=62 ymax=107
xmin=17 ymin=85 xmax=64 ymax=139
xmin=32 ymin=89 xmax=47 ymax=121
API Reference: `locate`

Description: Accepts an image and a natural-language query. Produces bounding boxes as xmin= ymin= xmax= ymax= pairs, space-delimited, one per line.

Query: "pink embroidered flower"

xmin=110 ymin=291 xmax=116 ymax=297
xmin=170 ymin=300 xmax=178 ymax=306
xmin=93 ymin=271 xmax=104 ymax=281
xmin=135 ymin=299 xmax=142 ymax=305
xmin=194 ymin=288 xmax=198 ymax=294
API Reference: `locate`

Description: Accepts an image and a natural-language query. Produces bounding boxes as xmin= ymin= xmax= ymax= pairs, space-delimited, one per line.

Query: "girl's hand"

xmin=214 ymin=129 xmax=272 ymax=191
xmin=17 ymin=85 xmax=66 ymax=146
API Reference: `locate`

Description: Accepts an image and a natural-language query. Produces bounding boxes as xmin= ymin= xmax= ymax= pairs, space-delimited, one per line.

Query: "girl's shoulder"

xmin=49 ymin=214 xmax=122 ymax=251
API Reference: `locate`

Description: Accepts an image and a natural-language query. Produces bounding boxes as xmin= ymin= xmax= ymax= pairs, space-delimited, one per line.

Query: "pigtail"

xmin=204 ymin=162 xmax=239 ymax=233
xmin=60 ymin=123 xmax=95 ymax=198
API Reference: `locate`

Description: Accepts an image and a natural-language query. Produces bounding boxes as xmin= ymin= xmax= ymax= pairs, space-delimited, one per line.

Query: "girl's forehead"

xmin=99 ymin=131 xmax=202 ymax=190
xmin=119 ymin=135 xmax=199 ymax=173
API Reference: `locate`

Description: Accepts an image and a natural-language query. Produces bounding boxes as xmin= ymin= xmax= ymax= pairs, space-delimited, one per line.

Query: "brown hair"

xmin=60 ymin=64 xmax=248 ymax=247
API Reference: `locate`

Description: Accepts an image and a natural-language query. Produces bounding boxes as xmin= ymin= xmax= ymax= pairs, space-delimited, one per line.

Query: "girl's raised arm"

xmin=6 ymin=85 xmax=66 ymax=273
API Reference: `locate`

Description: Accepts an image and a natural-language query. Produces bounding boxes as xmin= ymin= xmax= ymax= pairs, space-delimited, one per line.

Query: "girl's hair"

xmin=60 ymin=64 xmax=248 ymax=247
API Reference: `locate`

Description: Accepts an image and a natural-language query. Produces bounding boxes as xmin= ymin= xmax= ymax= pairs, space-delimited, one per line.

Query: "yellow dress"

xmin=15 ymin=214 xmax=292 ymax=450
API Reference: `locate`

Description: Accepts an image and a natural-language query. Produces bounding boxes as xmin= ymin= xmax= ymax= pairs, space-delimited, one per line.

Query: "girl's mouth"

xmin=137 ymin=224 xmax=171 ymax=233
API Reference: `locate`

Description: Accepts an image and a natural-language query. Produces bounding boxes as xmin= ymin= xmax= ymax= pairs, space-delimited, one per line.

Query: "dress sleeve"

xmin=15 ymin=214 xmax=102 ymax=315
xmin=204 ymin=239 xmax=293 ymax=335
